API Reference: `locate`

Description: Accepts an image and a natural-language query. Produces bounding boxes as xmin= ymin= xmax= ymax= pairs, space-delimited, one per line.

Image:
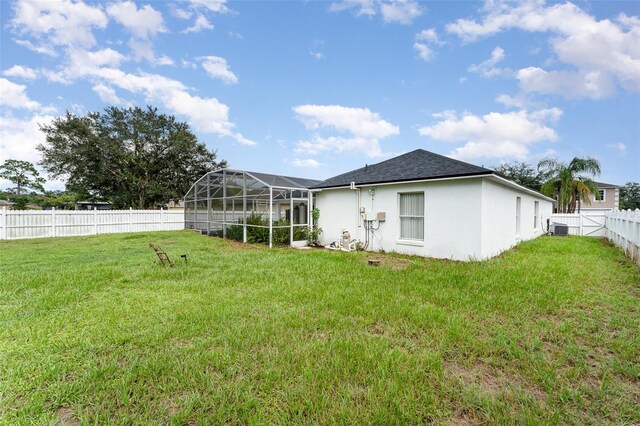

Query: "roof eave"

xmin=311 ymin=171 xmax=493 ymax=191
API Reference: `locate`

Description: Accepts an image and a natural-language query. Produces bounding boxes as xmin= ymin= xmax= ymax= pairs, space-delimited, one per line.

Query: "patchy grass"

xmin=0 ymin=232 xmax=638 ymax=424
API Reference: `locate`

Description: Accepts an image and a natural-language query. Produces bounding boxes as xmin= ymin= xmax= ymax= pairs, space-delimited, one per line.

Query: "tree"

xmin=494 ymin=161 xmax=542 ymax=190
xmin=0 ymin=159 xmax=46 ymax=195
xmin=537 ymin=157 xmax=601 ymax=213
xmin=38 ymin=106 xmax=227 ymax=209
xmin=620 ymin=182 xmax=640 ymax=210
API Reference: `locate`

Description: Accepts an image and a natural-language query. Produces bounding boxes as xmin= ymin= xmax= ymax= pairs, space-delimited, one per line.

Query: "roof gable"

xmin=312 ymin=149 xmax=493 ymax=189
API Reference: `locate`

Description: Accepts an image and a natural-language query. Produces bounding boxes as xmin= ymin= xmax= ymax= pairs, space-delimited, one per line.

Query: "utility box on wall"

xmin=376 ymin=212 xmax=386 ymax=222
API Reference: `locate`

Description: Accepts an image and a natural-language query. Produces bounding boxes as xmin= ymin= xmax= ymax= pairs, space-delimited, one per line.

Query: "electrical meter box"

xmin=376 ymin=212 xmax=386 ymax=222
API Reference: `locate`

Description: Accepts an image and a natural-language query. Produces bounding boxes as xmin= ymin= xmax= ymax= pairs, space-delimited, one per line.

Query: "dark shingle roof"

xmin=594 ymin=181 xmax=618 ymax=188
xmin=312 ymin=149 xmax=493 ymax=189
xmin=246 ymin=171 xmax=322 ymax=189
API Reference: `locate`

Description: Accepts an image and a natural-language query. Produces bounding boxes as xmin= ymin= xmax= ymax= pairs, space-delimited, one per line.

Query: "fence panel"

xmin=0 ymin=208 xmax=184 ymax=240
xmin=606 ymin=209 xmax=640 ymax=265
xmin=549 ymin=211 xmax=607 ymax=237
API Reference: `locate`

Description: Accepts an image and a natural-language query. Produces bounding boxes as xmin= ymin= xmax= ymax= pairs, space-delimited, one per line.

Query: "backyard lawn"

xmin=0 ymin=231 xmax=638 ymax=424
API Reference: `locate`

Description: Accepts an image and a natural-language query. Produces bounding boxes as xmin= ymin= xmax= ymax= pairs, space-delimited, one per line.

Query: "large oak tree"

xmin=38 ymin=106 xmax=226 ymax=209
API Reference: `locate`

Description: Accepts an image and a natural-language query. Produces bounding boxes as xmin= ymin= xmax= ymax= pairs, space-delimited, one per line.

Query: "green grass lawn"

xmin=1 ymin=232 xmax=638 ymax=425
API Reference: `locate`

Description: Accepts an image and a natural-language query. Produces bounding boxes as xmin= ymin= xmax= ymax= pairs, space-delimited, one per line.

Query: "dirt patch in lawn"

xmin=361 ymin=255 xmax=415 ymax=270
xmin=54 ymin=407 xmax=80 ymax=426
xmin=445 ymin=360 xmax=547 ymax=402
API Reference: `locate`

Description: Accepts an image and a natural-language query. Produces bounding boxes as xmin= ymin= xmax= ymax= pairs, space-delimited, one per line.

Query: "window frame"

xmin=398 ymin=191 xmax=425 ymax=242
xmin=534 ymin=201 xmax=539 ymax=229
xmin=596 ymin=189 xmax=606 ymax=202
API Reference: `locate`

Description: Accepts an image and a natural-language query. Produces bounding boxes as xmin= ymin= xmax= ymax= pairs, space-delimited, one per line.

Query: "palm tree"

xmin=538 ymin=157 xmax=601 ymax=213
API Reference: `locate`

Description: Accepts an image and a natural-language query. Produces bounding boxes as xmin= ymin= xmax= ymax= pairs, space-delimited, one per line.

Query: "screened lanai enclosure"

xmin=184 ymin=169 xmax=321 ymax=247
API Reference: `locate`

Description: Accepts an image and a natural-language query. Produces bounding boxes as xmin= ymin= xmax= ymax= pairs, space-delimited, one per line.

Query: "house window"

xmin=516 ymin=197 xmax=521 ymax=235
xmin=596 ymin=189 xmax=605 ymax=202
xmin=399 ymin=192 xmax=424 ymax=240
xmin=534 ymin=201 xmax=539 ymax=229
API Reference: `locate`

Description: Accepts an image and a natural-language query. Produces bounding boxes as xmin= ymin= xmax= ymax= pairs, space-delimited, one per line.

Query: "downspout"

xmin=350 ymin=182 xmax=361 ymax=240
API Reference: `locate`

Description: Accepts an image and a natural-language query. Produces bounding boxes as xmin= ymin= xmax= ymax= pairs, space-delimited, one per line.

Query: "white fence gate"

xmin=549 ymin=211 xmax=607 ymax=237
xmin=0 ymin=208 xmax=184 ymax=240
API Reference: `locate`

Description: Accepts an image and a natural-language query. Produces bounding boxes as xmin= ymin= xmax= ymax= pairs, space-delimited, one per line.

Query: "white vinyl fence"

xmin=606 ymin=209 xmax=640 ymax=265
xmin=0 ymin=208 xmax=184 ymax=240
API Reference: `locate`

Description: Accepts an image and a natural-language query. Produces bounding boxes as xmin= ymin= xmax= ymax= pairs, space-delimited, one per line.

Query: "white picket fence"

xmin=0 ymin=208 xmax=184 ymax=240
xmin=606 ymin=209 xmax=640 ymax=265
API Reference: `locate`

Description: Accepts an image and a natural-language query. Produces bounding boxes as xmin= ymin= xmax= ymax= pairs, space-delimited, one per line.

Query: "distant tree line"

xmin=494 ymin=157 xmax=638 ymax=213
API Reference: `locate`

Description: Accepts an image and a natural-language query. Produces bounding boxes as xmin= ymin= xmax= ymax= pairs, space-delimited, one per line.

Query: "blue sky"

xmin=1 ymin=0 xmax=639 ymax=191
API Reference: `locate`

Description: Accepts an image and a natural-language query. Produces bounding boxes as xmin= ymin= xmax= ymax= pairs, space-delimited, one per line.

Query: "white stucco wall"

xmin=479 ymin=178 xmax=553 ymax=259
xmin=315 ymin=178 xmax=484 ymax=261
xmin=314 ymin=176 xmax=553 ymax=261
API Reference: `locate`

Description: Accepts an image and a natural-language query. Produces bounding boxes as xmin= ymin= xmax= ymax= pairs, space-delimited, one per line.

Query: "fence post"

xmin=1 ymin=207 xmax=6 ymax=240
xmin=129 ymin=207 xmax=133 ymax=232
xmin=94 ymin=207 xmax=98 ymax=235
xmin=160 ymin=207 xmax=164 ymax=229
xmin=579 ymin=213 xmax=583 ymax=236
xmin=51 ymin=207 xmax=56 ymax=238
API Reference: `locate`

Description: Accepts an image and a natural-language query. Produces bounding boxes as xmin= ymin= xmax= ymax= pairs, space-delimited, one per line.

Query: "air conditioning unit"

xmin=550 ymin=222 xmax=569 ymax=237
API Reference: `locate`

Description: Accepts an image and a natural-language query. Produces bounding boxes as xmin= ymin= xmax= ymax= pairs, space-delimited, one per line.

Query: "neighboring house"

xmin=311 ymin=149 xmax=554 ymax=261
xmin=75 ymin=201 xmax=112 ymax=210
xmin=165 ymin=199 xmax=185 ymax=211
xmin=580 ymin=181 xmax=619 ymax=211
xmin=0 ymin=200 xmax=14 ymax=208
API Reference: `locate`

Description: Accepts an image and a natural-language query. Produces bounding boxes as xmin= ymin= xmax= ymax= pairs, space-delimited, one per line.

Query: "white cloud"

xmin=11 ymin=0 xmax=108 ymax=49
xmin=92 ymin=83 xmax=125 ymax=105
xmin=198 ymin=56 xmax=238 ymax=84
xmin=294 ymin=105 xmax=399 ymax=140
xmin=184 ymin=15 xmax=214 ymax=33
xmin=189 ymin=0 xmax=230 ymax=14
xmin=89 ymin=68 xmax=251 ymax=144
xmin=3 ymin=65 xmax=38 ymax=80
xmin=14 ymin=39 xmax=57 ymax=56
xmin=295 ymin=136 xmax=383 ymax=157
xmin=413 ymin=43 xmax=433 ymax=61
xmin=468 ymin=46 xmax=511 ymax=78
xmin=419 ymin=108 xmax=562 ymax=161
xmin=0 ymin=114 xmax=67 ymax=190
xmin=293 ymin=104 xmax=399 ymax=157
xmin=380 ymin=0 xmax=422 ymax=24
xmin=128 ymin=39 xmax=173 ymax=66
xmin=606 ymin=142 xmax=626 ymax=153
xmin=330 ymin=0 xmax=422 ymax=24
xmin=416 ymin=28 xmax=439 ymax=43
xmin=329 ymin=0 xmax=376 ymax=17
xmin=170 ymin=6 xmax=192 ymax=20
xmin=34 ymin=46 xmax=252 ymax=145
xmin=446 ymin=1 xmax=640 ymax=98
xmin=291 ymin=158 xmax=321 ymax=168
xmin=414 ymin=28 xmax=442 ymax=62
xmin=106 ymin=1 xmax=166 ymax=39
xmin=516 ymin=67 xmax=616 ymax=99
xmin=309 ymin=51 xmax=325 ymax=60
xmin=0 ymin=78 xmax=42 ymax=110
xmin=495 ymin=93 xmax=530 ymax=109
xmin=0 ymin=114 xmax=53 ymax=164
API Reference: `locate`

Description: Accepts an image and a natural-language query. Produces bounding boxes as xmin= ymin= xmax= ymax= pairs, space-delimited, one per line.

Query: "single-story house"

xmin=75 ymin=201 xmax=112 ymax=211
xmin=311 ymin=149 xmax=554 ymax=261
xmin=579 ymin=181 xmax=619 ymax=212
